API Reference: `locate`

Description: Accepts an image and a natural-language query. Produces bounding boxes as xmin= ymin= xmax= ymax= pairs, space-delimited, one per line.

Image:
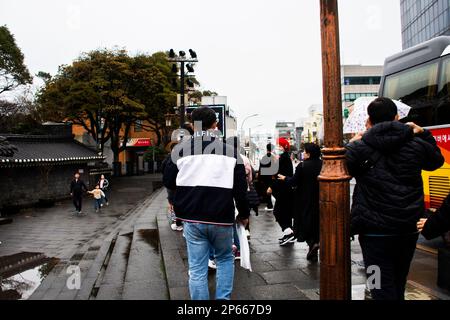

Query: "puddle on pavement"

xmin=138 ymin=229 xmax=160 ymax=253
xmin=0 ymin=252 xmax=59 ymax=300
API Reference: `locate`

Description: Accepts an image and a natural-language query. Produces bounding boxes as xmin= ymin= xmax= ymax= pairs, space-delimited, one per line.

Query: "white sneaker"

xmin=175 ymin=225 xmax=183 ymax=232
xmin=265 ymin=207 xmax=274 ymax=212
xmin=170 ymin=223 xmax=178 ymax=231
xmin=208 ymin=259 xmax=217 ymax=270
xmin=245 ymin=229 xmax=251 ymax=240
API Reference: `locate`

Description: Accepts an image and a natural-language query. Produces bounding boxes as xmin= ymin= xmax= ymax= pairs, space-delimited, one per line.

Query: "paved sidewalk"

xmin=3 ymin=178 xmax=449 ymax=300
xmin=0 ymin=174 xmax=161 ymax=260
xmin=0 ymin=174 xmax=164 ymax=300
xmin=155 ymin=189 xmax=450 ymax=300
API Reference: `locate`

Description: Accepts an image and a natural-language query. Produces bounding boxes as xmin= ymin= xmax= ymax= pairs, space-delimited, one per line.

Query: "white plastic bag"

xmin=271 ymin=195 xmax=276 ymax=207
xmin=236 ymin=222 xmax=252 ymax=272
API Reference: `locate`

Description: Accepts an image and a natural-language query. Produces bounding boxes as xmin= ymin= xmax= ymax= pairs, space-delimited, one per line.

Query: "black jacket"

xmin=422 ymin=193 xmax=450 ymax=240
xmin=70 ymin=179 xmax=87 ymax=196
xmin=259 ymin=153 xmax=278 ymax=185
xmin=346 ymin=121 xmax=444 ymax=236
xmin=162 ymin=155 xmax=175 ymax=204
xmin=163 ymin=131 xmax=250 ymax=225
xmin=272 ymin=151 xmax=293 ymax=198
xmin=285 ymin=158 xmax=322 ymax=242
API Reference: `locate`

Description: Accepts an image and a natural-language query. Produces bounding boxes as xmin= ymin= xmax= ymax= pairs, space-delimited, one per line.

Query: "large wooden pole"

xmin=318 ymin=0 xmax=352 ymax=300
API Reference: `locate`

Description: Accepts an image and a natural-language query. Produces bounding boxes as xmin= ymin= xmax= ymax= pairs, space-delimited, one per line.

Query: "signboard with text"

xmin=186 ymin=105 xmax=226 ymax=138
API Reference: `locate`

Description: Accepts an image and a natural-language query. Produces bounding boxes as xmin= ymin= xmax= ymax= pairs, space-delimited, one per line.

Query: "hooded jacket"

xmin=163 ymin=131 xmax=250 ymax=225
xmin=346 ymin=121 xmax=444 ymax=236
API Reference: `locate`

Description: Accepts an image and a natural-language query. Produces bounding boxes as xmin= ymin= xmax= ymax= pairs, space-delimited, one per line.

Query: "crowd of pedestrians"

xmin=161 ymin=99 xmax=449 ymax=301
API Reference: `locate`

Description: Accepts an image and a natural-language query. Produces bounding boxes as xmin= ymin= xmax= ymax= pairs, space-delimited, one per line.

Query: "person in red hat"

xmin=268 ymin=137 xmax=295 ymax=246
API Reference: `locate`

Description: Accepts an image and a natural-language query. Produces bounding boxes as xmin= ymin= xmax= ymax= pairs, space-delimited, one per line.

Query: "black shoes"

xmin=306 ymin=243 xmax=320 ymax=261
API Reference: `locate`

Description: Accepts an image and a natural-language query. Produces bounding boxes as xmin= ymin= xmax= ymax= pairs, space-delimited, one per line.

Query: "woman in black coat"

xmin=269 ymin=138 xmax=295 ymax=246
xmin=417 ymin=193 xmax=450 ymax=242
xmin=278 ymin=143 xmax=322 ymax=261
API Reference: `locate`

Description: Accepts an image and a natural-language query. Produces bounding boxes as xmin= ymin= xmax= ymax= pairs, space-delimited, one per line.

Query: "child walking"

xmin=88 ymin=185 xmax=105 ymax=213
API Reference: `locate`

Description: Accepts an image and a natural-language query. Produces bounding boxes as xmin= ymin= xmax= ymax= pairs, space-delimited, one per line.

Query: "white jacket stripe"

xmin=176 ymin=154 xmax=236 ymax=189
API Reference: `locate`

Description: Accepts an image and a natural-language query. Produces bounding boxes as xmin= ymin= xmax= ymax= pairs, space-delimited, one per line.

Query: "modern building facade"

xmin=341 ymin=65 xmax=383 ymax=113
xmin=300 ymin=105 xmax=324 ymax=145
xmin=401 ymin=0 xmax=450 ymax=49
xmin=275 ymin=121 xmax=296 ymax=143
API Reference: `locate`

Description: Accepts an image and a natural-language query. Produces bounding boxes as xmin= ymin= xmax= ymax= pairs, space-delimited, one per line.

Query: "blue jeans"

xmin=183 ymin=222 xmax=235 ymax=300
xmin=94 ymin=198 xmax=102 ymax=210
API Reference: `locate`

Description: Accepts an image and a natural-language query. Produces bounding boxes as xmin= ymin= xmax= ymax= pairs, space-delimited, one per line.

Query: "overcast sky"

xmin=0 ymin=0 xmax=402 ymax=132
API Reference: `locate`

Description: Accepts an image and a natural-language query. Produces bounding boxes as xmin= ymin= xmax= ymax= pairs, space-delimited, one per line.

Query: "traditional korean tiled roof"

xmin=0 ymin=134 xmax=104 ymax=167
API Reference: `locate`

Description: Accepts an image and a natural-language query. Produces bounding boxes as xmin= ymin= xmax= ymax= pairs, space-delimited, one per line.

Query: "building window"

xmin=343 ymin=76 xmax=381 ymax=85
xmin=343 ymin=92 xmax=378 ymax=102
xmin=134 ymin=120 xmax=143 ymax=132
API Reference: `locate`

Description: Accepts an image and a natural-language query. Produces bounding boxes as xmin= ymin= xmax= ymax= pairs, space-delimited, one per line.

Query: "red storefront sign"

xmin=124 ymin=138 xmax=152 ymax=147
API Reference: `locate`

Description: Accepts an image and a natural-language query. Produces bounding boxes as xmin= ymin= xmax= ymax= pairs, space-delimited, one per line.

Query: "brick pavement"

xmin=2 ymin=177 xmax=450 ymax=300
xmin=154 ymin=189 xmax=450 ymax=300
xmin=0 ymin=174 xmax=161 ymax=261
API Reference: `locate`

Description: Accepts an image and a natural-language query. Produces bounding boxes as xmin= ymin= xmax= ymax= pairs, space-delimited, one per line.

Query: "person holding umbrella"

xmin=344 ymin=96 xmax=412 ymax=135
xmin=346 ymin=97 xmax=444 ymax=300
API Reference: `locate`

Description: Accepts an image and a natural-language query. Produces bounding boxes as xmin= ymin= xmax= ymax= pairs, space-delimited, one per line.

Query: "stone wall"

xmin=0 ymin=164 xmax=92 ymax=210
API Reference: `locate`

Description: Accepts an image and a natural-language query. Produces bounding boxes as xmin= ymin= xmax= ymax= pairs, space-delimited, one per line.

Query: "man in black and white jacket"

xmin=163 ymin=106 xmax=249 ymax=300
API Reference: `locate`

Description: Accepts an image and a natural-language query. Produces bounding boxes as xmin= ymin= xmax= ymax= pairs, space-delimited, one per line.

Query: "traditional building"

xmin=72 ymin=120 xmax=159 ymax=176
xmin=0 ymin=123 xmax=105 ymax=212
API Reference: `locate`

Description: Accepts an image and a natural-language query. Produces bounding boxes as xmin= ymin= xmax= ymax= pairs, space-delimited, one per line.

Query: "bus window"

xmin=383 ymin=62 xmax=439 ymax=127
xmin=436 ymin=56 xmax=450 ymax=125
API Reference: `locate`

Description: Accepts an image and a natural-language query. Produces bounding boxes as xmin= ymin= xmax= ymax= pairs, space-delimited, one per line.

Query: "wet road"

xmin=0 ymin=175 xmax=159 ymax=260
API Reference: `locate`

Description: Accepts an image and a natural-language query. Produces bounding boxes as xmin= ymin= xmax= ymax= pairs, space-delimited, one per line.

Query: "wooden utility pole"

xmin=318 ymin=0 xmax=352 ymax=300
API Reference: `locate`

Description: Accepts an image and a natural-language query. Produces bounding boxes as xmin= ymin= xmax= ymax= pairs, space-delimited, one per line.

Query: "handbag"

xmin=246 ymin=183 xmax=260 ymax=207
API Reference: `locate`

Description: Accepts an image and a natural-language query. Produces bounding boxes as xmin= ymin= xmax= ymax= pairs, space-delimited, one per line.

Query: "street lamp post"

xmin=240 ymin=114 xmax=259 ymax=147
xmin=180 ymin=60 xmax=186 ymax=125
xmin=249 ymin=124 xmax=263 ymax=162
xmin=318 ymin=0 xmax=352 ymax=300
